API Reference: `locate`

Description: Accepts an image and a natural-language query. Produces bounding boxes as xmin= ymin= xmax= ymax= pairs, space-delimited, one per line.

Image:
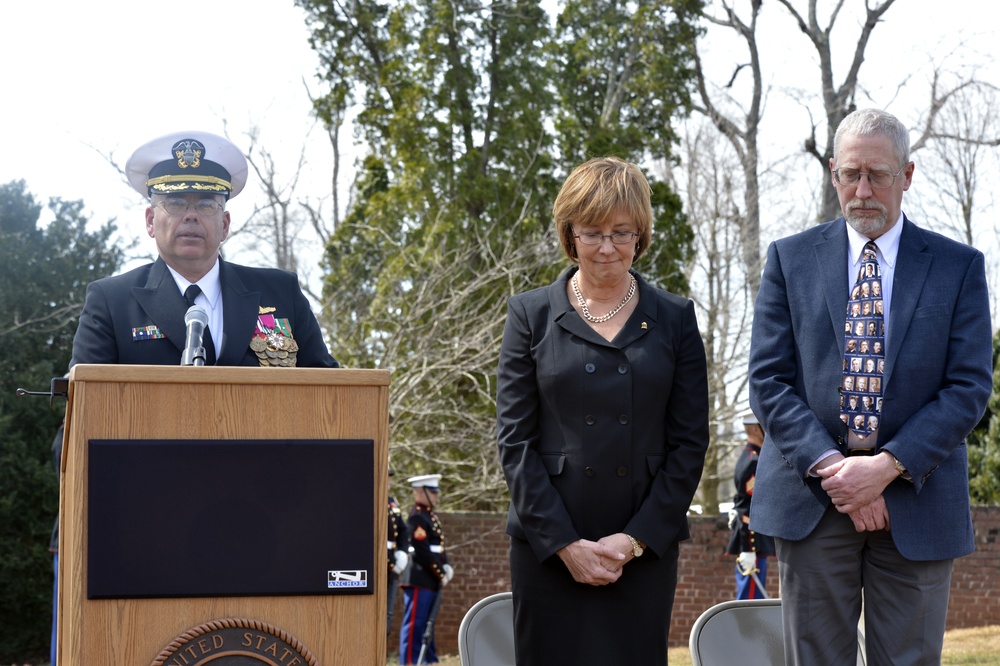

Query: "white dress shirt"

xmin=168 ymin=259 xmax=224 ymax=358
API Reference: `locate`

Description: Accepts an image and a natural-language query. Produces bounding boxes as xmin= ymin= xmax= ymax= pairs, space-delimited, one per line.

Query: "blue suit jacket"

xmin=748 ymin=217 xmax=991 ymax=561
xmin=71 ymin=257 xmax=338 ymax=368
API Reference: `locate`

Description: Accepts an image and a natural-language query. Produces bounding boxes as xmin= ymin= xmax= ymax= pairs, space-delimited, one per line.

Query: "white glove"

xmin=442 ymin=563 xmax=455 ymax=586
xmin=737 ymin=551 xmax=758 ymax=576
xmin=392 ymin=550 xmax=409 ymax=575
xmin=727 ymin=509 xmax=738 ymax=531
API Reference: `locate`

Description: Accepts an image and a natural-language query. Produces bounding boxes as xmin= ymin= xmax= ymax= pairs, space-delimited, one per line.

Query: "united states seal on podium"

xmin=150 ymin=618 xmax=318 ymax=665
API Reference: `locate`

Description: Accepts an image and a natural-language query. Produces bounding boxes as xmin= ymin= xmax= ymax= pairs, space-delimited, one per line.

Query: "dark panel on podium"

xmin=87 ymin=438 xmax=374 ymax=598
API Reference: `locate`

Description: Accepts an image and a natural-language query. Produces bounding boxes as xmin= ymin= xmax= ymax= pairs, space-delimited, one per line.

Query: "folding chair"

xmin=689 ymin=598 xmax=867 ymax=665
xmin=457 ymin=591 xmax=515 ymax=666
xmin=689 ymin=599 xmax=784 ymax=665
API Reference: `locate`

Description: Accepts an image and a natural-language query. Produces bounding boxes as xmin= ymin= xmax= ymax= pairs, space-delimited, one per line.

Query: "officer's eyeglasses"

xmin=155 ymin=198 xmax=225 ymax=216
xmin=832 ymin=166 xmax=906 ymax=189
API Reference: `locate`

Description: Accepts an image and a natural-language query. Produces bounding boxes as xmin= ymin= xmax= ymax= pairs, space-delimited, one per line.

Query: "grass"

xmin=385 ymin=624 xmax=1000 ymax=665
xmin=939 ymin=625 xmax=1000 ymax=665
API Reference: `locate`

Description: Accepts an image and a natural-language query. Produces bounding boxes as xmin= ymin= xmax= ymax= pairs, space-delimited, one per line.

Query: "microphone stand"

xmin=181 ymin=345 xmax=207 ymax=366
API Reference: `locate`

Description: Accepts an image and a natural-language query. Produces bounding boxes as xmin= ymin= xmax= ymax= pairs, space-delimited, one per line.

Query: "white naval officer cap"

xmin=742 ymin=411 xmax=759 ymax=426
xmin=407 ymin=474 xmax=442 ymax=492
xmin=125 ymin=130 xmax=249 ymax=200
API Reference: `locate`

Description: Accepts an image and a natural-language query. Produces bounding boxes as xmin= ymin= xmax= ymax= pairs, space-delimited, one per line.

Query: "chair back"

xmin=458 ymin=592 xmax=515 ymax=666
xmin=690 ymin=598 xmax=867 ymax=665
xmin=689 ymin=599 xmax=783 ymax=665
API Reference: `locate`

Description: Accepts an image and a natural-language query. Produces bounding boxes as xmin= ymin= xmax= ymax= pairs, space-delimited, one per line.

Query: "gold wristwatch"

xmin=626 ymin=534 xmax=644 ymax=558
xmin=892 ymin=455 xmax=908 ymax=477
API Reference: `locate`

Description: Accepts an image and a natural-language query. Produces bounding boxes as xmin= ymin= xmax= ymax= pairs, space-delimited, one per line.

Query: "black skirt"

xmin=509 ymin=536 xmax=679 ymax=665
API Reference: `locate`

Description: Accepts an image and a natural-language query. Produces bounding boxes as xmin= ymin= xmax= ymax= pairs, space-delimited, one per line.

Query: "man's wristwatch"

xmin=892 ymin=455 xmax=908 ymax=477
xmin=626 ymin=534 xmax=644 ymax=558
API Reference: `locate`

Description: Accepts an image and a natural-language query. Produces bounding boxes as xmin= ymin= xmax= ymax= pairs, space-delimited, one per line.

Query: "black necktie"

xmin=840 ymin=241 xmax=884 ymax=441
xmin=183 ymin=284 xmax=216 ymax=365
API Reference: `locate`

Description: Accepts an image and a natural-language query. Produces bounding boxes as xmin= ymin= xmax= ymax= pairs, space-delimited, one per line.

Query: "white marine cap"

xmin=407 ymin=474 xmax=442 ymax=491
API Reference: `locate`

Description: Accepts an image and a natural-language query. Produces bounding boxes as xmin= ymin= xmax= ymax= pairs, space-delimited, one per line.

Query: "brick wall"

xmin=387 ymin=505 xmax=1000 ymax=656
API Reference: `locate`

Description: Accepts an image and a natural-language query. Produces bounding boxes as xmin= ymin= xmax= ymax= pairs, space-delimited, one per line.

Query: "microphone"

xmin=180 ymin=305 xmax=209 ymax=366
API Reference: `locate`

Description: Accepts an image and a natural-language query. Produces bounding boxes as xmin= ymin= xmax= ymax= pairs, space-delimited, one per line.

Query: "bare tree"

xmin=909 ymin=73 xmax=1000 ymax=319
xmin=668 ymin=121 xmax=756 ymax=511
xmin=775 ymin=0 xmax=901 ymax=221
xmin=911 ymin=76 xmax=1000 ymax=246
xmin=237 ymin=126 xmax=307 ymax=274
xmin=691 ymin=0 xmax=765 ymax=302
xmin=303 ymin=77 xmax=348 ymax=239
xmin=231 ymin=120 xmax=345 ymax=302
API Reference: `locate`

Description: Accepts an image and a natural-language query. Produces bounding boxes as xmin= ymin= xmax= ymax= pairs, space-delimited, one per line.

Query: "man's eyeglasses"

xmin=832 ymin=166 xmax=906 ymax=189
xmin=573 ymin=231 xmax=639 ymax=246
xmin=154 ymin=198 xmax=225 ymax=216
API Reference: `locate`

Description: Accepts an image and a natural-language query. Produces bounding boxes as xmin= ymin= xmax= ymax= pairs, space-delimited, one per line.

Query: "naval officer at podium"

xmin=70 ymin=130 xmax=337 ymax=369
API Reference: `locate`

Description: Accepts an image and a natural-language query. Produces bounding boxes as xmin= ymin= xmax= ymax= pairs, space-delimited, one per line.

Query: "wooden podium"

xmin=57 ymin=364 xmax=390 ymax=665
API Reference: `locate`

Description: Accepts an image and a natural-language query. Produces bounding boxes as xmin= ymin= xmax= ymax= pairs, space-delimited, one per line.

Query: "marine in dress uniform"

xmin=398 ymin=474 xmax=454 ymax=665
xmin=726 ymin=412 xmax=776 ymax=599
xmin=70 ymin=130 xmax=337 ymax=369
xmin=387 ymin=470 xmax=409 ymax=634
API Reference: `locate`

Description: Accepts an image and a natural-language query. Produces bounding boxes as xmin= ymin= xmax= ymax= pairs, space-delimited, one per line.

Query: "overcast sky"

xmin=1 ymin=0 xmax=329 ymax=266
xmin=3 ymin=0 xmax=996 ymax=279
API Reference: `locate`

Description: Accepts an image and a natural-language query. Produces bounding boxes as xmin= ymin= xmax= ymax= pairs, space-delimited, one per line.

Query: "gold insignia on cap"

xmin=173 ymin=139 xmax=204 ymax=169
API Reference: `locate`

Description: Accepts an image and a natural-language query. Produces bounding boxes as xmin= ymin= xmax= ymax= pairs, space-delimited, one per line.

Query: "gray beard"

xmin=845 ymin=202 xmax=888 ymax=236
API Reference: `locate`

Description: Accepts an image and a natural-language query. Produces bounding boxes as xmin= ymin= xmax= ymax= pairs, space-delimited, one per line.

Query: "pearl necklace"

xmin=572 ymin=274 xmax=637 ymax=324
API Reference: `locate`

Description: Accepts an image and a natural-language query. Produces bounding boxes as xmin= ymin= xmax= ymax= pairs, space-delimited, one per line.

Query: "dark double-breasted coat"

xmin=496 ymin=267 xmax=710 ymax=664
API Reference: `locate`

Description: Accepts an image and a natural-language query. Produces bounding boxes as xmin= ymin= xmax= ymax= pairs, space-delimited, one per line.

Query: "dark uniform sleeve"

xmin=387 ymin=499 xmax=408 ymax=567
xmin=71 ymin=281 xmax=119 ymax=366
xmin=727 ymin=445 xmax=774 ymax=556
xmin=395 ymin=506 xmax=409 ymax=549
xmin=727 ymin=446 xmax=756 ymax=554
